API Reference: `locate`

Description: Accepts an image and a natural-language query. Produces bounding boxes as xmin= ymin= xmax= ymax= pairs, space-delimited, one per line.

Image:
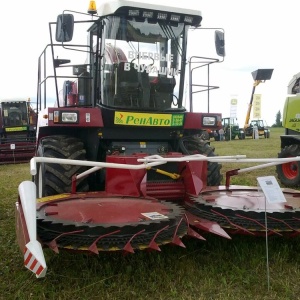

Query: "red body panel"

xmin=0 ymin=142 xmax=36 ymax=164
xmin=106 ymin=155 xmax=147 ymax=197
xmin=184 ymin=112 xmax=222 ymax=130
xmin=46 ymin=107 xmax=104 ymax=127
xmin=105 ymin=153 xmax=206 ymax=199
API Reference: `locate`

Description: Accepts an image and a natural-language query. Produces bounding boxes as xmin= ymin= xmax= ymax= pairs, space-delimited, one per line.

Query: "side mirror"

xmin=215 ymin=30 xmax=225 ymax=57
xmin=56 ymin=14 xmax=74 ymax=42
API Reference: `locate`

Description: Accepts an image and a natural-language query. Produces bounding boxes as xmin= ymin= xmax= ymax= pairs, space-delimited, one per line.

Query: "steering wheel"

xmin=130 ymin=55 xmax=154 ymax=69
xmin=9 ymin=111 xmax=22 ymax=125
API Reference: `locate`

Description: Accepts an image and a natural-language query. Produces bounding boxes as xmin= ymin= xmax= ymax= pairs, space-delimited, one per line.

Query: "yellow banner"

xmin=252 ymin=94 xmax=261 ymax=119
xmin=5 ymin=126 xmax=27 ymax=132
xmin=114 ymin=111 xmax=184 ymax=127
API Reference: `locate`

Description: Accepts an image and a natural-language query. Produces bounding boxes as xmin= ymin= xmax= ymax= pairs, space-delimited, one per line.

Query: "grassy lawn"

xmin=2 ymin=127 xmax=300 ymax=300
xmin=211 ymin=127 xmax=287 ymax=187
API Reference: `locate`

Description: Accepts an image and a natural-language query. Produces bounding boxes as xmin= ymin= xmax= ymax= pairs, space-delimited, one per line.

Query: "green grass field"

xmin=210 ymin=127 xmax=287 ymax=187
xmin=2 ymin=127 xmax=300 ymax=300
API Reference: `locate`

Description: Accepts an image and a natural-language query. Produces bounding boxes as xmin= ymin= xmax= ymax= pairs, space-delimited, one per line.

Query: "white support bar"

xmin=30 ymin=155 xmax=300 ymax=181
xmin=30 ymin=156 xmax=167 ymax=176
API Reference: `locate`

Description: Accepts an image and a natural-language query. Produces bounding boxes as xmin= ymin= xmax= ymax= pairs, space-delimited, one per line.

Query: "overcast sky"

xmin=0 ymin=0 xmax=298 ymax=126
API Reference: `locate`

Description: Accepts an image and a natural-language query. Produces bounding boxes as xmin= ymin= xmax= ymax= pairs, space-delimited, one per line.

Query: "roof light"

xmin=184 ymin=16 xmax=193 ymax=23
xmin=157 ymin=13 xmax=168 ymax=20
xmin=128 ymin=9 xmax=140 ymax=17
xmin=143 ymin=11 xmax=153 ymax=18
xmin=170 ymin=14 xmax=180 ymax=22
xmin=88 ymin=1 xmax=97 ymax=15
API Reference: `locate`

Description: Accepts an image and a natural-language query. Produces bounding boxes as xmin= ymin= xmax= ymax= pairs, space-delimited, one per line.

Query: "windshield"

xmin=1 ymin=101 xmax=29 ymax=127
xmin=99 ymin=16 xmax=187 ymax=111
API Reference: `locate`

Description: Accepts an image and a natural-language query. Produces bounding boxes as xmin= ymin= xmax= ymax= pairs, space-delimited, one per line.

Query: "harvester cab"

xmin=34 ymin=0 xmax=226 ymax=193
xmin=0 ymin=98 xmax=36 ymax=164
xmin=276 ymin=72 xmax=300 ymax=186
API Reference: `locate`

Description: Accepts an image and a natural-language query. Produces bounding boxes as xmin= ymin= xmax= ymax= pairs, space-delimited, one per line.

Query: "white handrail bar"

xmin=30 ymin=156 xmax=166 ymax=176
xmin=30 ymin=155 xmax=300 ymax=180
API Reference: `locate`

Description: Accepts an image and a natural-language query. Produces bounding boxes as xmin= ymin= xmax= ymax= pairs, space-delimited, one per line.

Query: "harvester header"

xmin=0 ymin=98 xmax=36 ymax=164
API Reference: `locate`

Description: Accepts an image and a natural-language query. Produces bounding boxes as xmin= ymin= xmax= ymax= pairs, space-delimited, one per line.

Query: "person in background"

xmin=218 ymin=128 xmax=224 ymax=141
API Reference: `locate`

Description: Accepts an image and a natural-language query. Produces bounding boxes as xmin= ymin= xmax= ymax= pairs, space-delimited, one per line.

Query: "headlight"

xmin=62 ymin=112 xmax=78 ymax=123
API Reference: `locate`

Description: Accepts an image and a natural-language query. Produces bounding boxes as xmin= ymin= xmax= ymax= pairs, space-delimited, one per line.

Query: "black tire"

xmin=276 ymin=144 xmax=300 ymax=187
xmin=179 ymin=136 xmax=223 ymax=186
xmin=35 ymin=135 xmax=89 ymax=197
xmin=199 ymin=130 xmax=210 ymax=141
xmin=238 ymin=132 xmax=245 ymax=140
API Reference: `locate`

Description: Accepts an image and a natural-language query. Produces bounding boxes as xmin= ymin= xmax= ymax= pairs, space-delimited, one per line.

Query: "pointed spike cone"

xmin=187 ymin=227 xmax=206 ymax=241
xmin=88 ymin=243 xmax=99 ymax=255
xmin=148 ymin=240 xmax=161 ymax=252
xmin=24 ymin=241 xmax=47 ymax=278
xmin=195 ymin=222 xmax=231 ymax=239
xmin=123 ymin=242 xmax=135 ymax=254
xmin=172 ymin=236 xmax=186 ymax=248
xmin=185 ymin=212 xmax=232 ymax=239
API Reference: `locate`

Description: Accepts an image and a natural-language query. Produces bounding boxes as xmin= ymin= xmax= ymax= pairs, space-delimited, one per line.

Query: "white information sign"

xmin=257 ymin=176 xmax=286 ymax=204
xmin=141 ymin=212 xmax=168 ymax=220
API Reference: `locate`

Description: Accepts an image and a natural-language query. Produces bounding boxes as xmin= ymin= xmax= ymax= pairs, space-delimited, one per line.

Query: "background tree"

xmin=275 ymin=110 xmax=282 ymax=127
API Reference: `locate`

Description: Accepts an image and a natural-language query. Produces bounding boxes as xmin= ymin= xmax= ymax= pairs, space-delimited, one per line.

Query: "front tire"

xmin=276 ymin=144 xmax=300 ymax=187
xmin=35 ymin=135 xmax=89 ymax=197
xmin=179 ymin=136 xmax=223 ymax=186
xmin=238 ymin=132 xmax=245 ymax=140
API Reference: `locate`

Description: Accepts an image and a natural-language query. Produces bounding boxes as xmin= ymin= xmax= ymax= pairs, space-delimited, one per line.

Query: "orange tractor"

xmin=0 ymin=98 xmax=36 ymax=164
xmin=15 ymin=0 xmax=300 ymax=279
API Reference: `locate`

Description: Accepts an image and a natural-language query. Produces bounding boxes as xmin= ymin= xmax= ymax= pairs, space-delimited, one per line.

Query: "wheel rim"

xmin=282 ymin=161 xmax=299 ymax=179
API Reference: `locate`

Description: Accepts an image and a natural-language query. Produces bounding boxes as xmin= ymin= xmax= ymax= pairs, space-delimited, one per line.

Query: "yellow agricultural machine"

xmin=277 ymin=72 xmax=300 ymax=186
xmin=244 ymin=69 xmax=273 ymax=138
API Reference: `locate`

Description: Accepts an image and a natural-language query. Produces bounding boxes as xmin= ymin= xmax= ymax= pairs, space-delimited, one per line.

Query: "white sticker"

xmin=86 ymin=113 xmax=90 ymax=123
xmin=141 ymin=212 xmax=168 ymax=220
